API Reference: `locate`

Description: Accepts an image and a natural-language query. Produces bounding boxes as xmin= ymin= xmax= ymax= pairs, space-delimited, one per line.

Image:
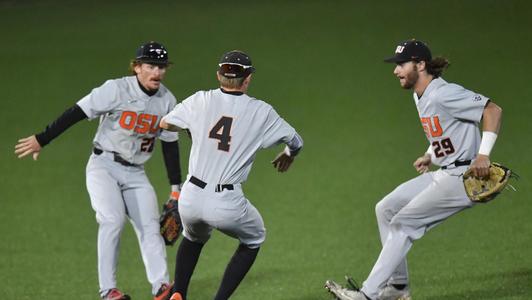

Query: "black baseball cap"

xmin=135 ymin=41 xmax=170 ymax=65
xmin=384 ymin=39 xmax=432 ymax=63
xmin=218 ymin=50 xmax=255 ymax=78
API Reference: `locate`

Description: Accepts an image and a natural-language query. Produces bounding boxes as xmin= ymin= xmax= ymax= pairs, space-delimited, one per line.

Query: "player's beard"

xmin=401 ymin=65 xmax=419 ymax=90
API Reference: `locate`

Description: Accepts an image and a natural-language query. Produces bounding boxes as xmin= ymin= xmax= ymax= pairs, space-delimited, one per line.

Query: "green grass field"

xmin=1 ymin=0 xmax=531 ymax=299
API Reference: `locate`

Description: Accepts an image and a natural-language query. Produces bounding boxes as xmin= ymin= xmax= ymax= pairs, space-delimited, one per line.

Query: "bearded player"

xmin=15 ymin=41 xmax=181 ymax=300
xmin=325 ymin=39 xmax=502 ymax=300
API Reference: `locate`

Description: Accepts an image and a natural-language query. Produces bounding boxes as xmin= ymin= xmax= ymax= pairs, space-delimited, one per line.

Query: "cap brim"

xmin=384 ymin=55 xmax=409 ymax=63
xmin=136 ymin=59 xmax=172 ymax=66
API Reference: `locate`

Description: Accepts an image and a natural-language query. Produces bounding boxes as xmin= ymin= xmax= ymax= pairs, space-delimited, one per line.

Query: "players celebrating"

xmin=325 ymin=39 xmax=502 ymax=300
xmin=160 ymin=50 xmax=303 ymax=300
xmin=15 ymin=41 xmax=181 ymax=300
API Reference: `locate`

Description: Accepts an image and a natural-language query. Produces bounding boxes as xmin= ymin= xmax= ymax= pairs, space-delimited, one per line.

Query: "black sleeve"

xmin=35 ymin=104 xmax=88 ymax=147
xmin=161 ymin=140 xmax=182 ymax=185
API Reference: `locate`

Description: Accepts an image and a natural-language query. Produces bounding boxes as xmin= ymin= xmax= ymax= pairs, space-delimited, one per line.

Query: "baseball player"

xmin=14 ymin=41 xmax=182 ymax=300
xmin=325 ymin=39 xmax=503 ymax=300
xmin=159 ymin=50 xmax=304 ymax=300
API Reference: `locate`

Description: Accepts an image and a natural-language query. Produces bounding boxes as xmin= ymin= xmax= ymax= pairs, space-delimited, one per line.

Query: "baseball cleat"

xmin=377 ymin=284 xmax=411 ymax=300
xmin=169 ymin=292 xmax=183 ymax=300
xmin=154 ymin=282 xmax=173 ymax=300
xmin=325 ymin=279 xmax=368 ymax=300
xmin=102 ymin=288 xmax=131 ymax=300
xmin=345 ymin=275 xmax=360 ymax=291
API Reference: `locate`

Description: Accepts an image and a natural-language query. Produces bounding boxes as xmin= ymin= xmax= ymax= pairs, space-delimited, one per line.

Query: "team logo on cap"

xmin=150 ymin=48 xmax=166 ymax=55
xmin=395 ymin=46 xmax=405 ymax=53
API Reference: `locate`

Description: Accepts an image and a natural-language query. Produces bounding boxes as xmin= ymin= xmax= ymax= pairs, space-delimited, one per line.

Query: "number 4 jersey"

xmin=162 ymin=88 xmax=298 ymax=184
xmin=415 ymin=77 xmax=489 ymax=167
xmin=77 ymin=76 xmax=178 ymax=165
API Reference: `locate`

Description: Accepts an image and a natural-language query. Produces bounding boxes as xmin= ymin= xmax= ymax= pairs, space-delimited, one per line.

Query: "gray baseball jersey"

xmin=77 ymin=76 xmax=178 ymax=165
xmin=78 ymin=75 xmax=177 ymax=294
xmin=362 ymin=78 xmax=490 ymax=298
xmin=162 ymin=88 xmax=300 ymax=247
xmin=415 ymin=77 xmax=489 ymax=166
xmin=162 ymin=88 xmax=297 ymax=184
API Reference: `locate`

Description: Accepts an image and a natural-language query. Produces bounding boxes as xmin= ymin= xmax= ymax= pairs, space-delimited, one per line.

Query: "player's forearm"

xmin=161 ymin=140 xmax=182 ymax=185
xmin=481 ymin=101 xmax=502 ymax=134
xmin=478 ymin=101 xmax=502 ymax=156
xmin=35 ymin=104 xmax=88 ymax=147
xmin=285 ymin=132 xmax=303 ymax=157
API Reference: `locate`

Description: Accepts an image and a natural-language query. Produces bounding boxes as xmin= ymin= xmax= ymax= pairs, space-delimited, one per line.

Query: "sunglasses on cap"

xmin=218 ymin=63 xmax=255 ymax=78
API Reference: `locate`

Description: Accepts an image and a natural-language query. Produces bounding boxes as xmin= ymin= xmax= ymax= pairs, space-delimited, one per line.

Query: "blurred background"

xmin=1 ymin=0 xmax=531 ymax=299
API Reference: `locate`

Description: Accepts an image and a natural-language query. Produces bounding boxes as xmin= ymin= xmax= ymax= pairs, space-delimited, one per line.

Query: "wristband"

xmin=283 ymin=146 xmax=291 ymax=157
xmin=478 ymin=131 xmax=497 ymax=156
xmin=171 ymin=184 xmax=181 ymax=199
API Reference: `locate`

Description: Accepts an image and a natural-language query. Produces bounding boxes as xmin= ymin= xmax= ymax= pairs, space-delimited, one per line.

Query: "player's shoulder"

xmin=98 ymin=76 xmax=134 ymax=94
xmin=249 ymin=96 xmax=273 ymax=110
xmin=107 ymin=76 xmax=131 ymax=86
xmin=89 ymin=77 xmax=123 ymax=95
xmin=184 ymin=88 xmax=247 ymax=102
xmin=183 ymin=89 xmax=211 ymax=102
xmin=433 ymin=77 xmax=469 ymax=96
xmin=427 ymin=78 xmax=467 ymax=104
xmin=156 ymin=82 xmax=177 ymax=100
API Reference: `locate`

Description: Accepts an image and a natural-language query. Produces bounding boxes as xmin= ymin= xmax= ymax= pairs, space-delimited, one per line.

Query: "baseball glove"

xmin=463 ymin=162 xmax=516 ymax=203
xmin=160 ymin=197 xmax=182 ymax=246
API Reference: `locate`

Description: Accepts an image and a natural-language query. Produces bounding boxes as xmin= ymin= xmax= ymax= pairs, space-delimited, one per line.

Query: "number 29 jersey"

xmin=162 ymin=88 xmax=297 ymax=184
xmin=415 ymin=77 xmax=489 ymax=167
xmin=77 ymin=76 xmax=178 ymax=165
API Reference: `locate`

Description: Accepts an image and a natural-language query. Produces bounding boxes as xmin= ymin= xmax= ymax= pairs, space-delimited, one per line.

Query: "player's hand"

xmin=14 ymin=135 xmax=41 ymax=161
xmin=413 ymin=153 xmax=431 ymax=173
xmin=271 ymin=152 xmax=294 ymax=172
xmin=468 ymin=154 xmax=490 ymax=178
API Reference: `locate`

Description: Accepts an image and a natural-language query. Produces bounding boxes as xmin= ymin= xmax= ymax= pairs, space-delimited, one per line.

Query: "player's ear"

xmin=417 ymin=60 xmax=427 ymax=72
xmin=244 ymin=74 xmax=252 ymax=85
xmin=133 ymin=62 xmax=143 ymax=75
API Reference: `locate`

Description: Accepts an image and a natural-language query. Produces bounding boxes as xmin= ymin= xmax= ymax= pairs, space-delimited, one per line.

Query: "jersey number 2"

xmin=209 ymin=116 xmax=233 ymax=152
xmin=141 ymin=137 xmax=155 ymax=152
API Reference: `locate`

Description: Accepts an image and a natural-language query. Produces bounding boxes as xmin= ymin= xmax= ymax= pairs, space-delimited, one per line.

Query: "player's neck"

xmin=137 ymin=78 xmax=158 ymax=96
xmin=220 ymin=86 xmax=248 ymax=94
xmin=414 ymin=74 xmax=434 ymax=98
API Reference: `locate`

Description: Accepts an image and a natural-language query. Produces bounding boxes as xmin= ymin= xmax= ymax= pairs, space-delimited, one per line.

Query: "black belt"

xmin=189 ymin=176 xmax=234 ymax=192
xmin=93 ymin=148 xmax=138 ymax=167
xmin=441 ymin=160 xmax=471 ymax=170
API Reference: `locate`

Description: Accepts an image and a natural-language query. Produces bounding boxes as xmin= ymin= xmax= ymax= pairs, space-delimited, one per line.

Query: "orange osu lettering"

xmin=149 ymin=114 xmax=160 ymax=133
xmin=135 ymin=113 xmax=151 ymax=134
xmin=119 ymin=111 xmax=137 ymax=130
xmin=119 ymin=111 xmax=160 ymax=134
xmin=420 ymin=116 xmax=443 ymax=138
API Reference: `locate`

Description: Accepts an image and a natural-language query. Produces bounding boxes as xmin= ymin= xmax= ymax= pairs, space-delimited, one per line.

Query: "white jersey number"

xmin=209 ymin=116 xmax=233 ymax=152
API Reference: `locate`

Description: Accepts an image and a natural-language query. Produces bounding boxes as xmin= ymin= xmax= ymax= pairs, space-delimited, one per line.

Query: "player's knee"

xmin=96 ymin=213 xmax=126 ymax=228
xmin=241 ymin=227 xmax=266 ymax=249
xmin=136 ymin=220 xmax=161 ymax=238
xmin=375 ymin=198 xmax=395 ymax=222
xmin=183 ymin=228 xmax=211 ymax=245
xmin=389 ymin=217 xmax=425 ymax=241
